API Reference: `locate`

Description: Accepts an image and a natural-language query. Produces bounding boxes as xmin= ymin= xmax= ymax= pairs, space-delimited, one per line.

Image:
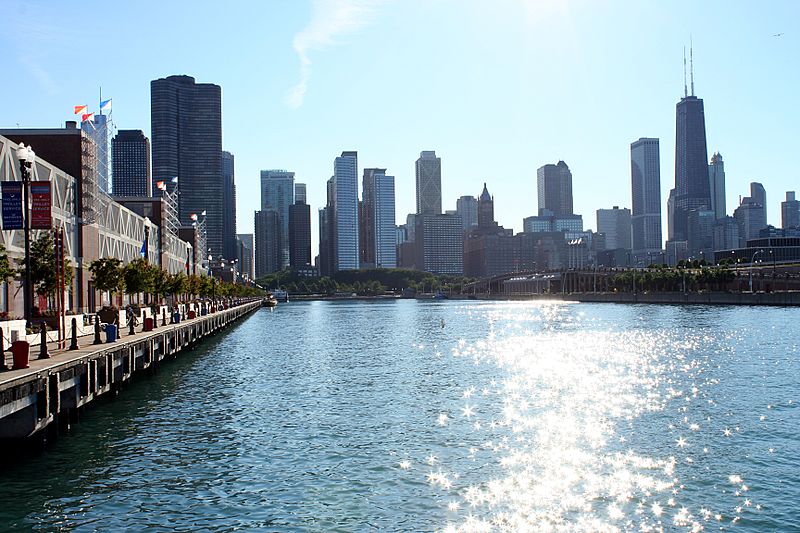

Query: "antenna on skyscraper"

xmin=690 ymin=37 xmax=695 ymax=96
xmin=683 ymin=47 xmax=688 ymax=97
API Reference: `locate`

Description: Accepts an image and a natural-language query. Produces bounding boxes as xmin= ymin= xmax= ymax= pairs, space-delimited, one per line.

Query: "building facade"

xmin=236 ymin=233 xmax=255 ymax=279
xmin=254 ymin=209 xmax=281 ymax=277
xmin=415 ymin=214 xmax=463 ymax=275
xmin=289 ymin=201 xmax=312 ymax=268
xmin=361 ymin=168 xmax=397 ymax=269
xmin=782 ymin=191 xmax=800 ymax=229
xmin=222 ymin=151 xmax=237 ymax=261
xmin=415 ymin=151 xmax=442 ymax=215
xmin=708 ymin=152 xmax=726 ymax=220
xmin=537 ymin=161 xmax=573 ymax=216
xmin=260 ymin=169 xmax=294 ymax=268
xmin=456 ymin=195 xmax=478 ymax=230
xmin=333 ymin=151 xmax=360 ymax=271
xmin=630 ymin=137 xmax=662 ymax=257
xmin=111 ymin=130 xmax=151 ymax=197
xmin=596 ymin=206 xmax=632 ymax=250
xmin=151 ymin=75 xmax=224 ymax=258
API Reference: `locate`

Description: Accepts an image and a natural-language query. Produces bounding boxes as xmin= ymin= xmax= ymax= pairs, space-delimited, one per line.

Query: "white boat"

xmin=272 ymin=289 xmax=289 ymax=302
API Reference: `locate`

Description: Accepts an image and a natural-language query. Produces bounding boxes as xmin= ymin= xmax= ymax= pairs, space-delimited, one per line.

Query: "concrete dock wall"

xmin=0 ymin=300 xmax=261 ymax=442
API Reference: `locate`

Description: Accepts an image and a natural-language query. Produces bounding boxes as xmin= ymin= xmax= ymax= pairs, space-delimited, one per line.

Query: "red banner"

xmin=30 ymin=181 xmax=52 ymax=229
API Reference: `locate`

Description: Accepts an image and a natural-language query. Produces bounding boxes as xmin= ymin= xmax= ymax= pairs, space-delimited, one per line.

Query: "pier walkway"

xmin=0 ymin=300 xmax=261 ymax=441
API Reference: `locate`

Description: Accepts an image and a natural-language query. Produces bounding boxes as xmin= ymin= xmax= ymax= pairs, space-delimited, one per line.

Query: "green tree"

xmin=89 ymin=257 xmax=125 ymax=307
xmin=18 ymin=233 xmax=75 ymax=302
xmin=168 ymin=273 xmax=188 ymax=300
xmin=0 ymin=244 xmax=15 ymax=285
xmin=151 ymin=266 xmax=170 ymax=304
xmin=124 ymin=258 xmax=155 ymax=305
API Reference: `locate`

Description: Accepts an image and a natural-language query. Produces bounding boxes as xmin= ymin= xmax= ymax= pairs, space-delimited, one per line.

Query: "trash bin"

xmin=188 ymin=310 xmax=196 ymax=319
xmin=173 ymin=312 xmax=181 ymax=324
xmin=12 ymin=340 xmax=30 ymax=370
xmin=144 ymin=317 xmax=154 ymax=332
xmin=105 ymin=324 xmax=118 ymax=343
xmin=201 ymin=307 xmax=208 ymax=316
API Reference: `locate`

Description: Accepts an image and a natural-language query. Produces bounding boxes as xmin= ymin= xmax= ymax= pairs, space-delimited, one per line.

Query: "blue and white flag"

xmin=171 ymin=176 xmax=179 ymax=183
xmin=100 ymin=99 xmax=112 ymax=112
xmin=140 ymin=240 xmax=147 ymax=257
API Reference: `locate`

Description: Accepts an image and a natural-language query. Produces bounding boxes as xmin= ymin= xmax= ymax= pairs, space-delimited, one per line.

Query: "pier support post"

xmin=93 ymin=315 xmax=102 ymax=345
xmin=69 ymin=318 xmax=79 ymax=350
xmin=38 ymin=321 xmax=50 ymax=359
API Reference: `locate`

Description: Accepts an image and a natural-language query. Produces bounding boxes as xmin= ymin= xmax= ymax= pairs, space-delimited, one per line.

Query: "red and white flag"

xmin=74 ymin=105 xmax=88 ymax=115
xmin=81 ymin=113 xmax=94 ymax=122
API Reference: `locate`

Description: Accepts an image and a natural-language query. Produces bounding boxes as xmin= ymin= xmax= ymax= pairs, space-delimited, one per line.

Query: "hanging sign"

xmin=30 ymin=181 xmax=52 ymax=229
xmin=1 ymin=181 xmax=23 ymax=230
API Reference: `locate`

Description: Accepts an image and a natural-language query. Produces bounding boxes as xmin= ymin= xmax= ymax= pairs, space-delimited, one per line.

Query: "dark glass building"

xmin=670 ymin=95 xmax=710 ymax=241
xmin=112 ymin=130 xmax=151 ymax=197
xmin=289 ymin=201 xmax=312 ymax=268
xmin=222 ymin=151 xmax=237 ymax=260
xmin=151 ymin=75 xmax=223 ymax=258
xmin=255 ymin=209 xmax=281 ymax=277
xmin=630 ymin=138 xmax=662 ymax=257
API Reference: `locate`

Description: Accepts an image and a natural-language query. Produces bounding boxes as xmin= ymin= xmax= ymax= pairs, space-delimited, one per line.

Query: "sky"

xmin=1 ymin=0 xmax=798 ymax=255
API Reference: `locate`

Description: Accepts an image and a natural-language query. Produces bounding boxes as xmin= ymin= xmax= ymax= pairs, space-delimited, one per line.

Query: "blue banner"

xmin=1 ymin=181 xmax=23 ymax=230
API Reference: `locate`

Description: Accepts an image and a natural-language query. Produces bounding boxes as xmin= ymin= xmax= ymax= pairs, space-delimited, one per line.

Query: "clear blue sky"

xmin=2 ymin=0 xmax=797 ymax=253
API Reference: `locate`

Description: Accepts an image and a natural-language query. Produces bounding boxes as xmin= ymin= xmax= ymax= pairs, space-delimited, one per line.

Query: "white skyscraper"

xmin=372 ymin=170 xmax=397 ymax=268
xmin=708 ymin=152 xmax=726 ymax=220
xmin=260 ymin=170 xmax=295 ymax=269
xmin=333 ymin=151 xmax=360 ymax=270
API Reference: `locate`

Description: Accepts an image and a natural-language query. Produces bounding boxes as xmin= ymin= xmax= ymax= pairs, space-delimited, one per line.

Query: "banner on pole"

xmin=30 ymin=181 xmax=52 ymax=229
xmin=1 ymin=181 xmax=23 ymax=230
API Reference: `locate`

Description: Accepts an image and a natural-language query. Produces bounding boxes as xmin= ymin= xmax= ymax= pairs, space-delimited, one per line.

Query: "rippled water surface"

xmin=1 ymin=300 xmax=799 ymax=531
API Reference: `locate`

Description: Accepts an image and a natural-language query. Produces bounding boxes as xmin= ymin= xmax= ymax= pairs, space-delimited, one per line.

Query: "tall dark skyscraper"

xmin=669 ymin=54 xmax=710 ymax=242
xmin=630 ymin=138 xmax=662 ymax=257
xmin=151 ymin=75 xmax=223 ymax=258
xmin=111 ymin=130 xmax=151 ymax=197
xmin=255 ymin=209 xmax=281 ymax=277
xmin=537 ymin=161 xmax=573 ymax=216
xmin=222 ymin=151 xmax=237 ymax=261
xmin=289 ymin=200 xmax=312 ymax=268
xmin=477 ymin=183 xmax=494 ymax=228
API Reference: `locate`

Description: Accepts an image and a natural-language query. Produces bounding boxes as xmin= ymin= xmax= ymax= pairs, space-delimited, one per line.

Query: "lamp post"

xmin=16 ymin=143 xmax=36 ymax=330
xmin=749 ymin=249 xmax=764 ymax=293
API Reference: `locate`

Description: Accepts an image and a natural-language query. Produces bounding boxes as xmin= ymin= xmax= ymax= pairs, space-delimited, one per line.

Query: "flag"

xmin=201 ymin=210 xmax=206 ymax=216
xmin=81 ymin=113 xmax=94 ymax=122
xmin=171 ymin=176 xmax=179 ymax=183
xmin=139 ymin=240 xmax=147 ymax=257
xmin=156 ymin=181 xmax=166 ymax=191
xmin=74 ymin=105 xmax=88 ymax=115
xmin=100 ymin=99 xmax=112 ymax=112
xmin=190 ymin=213 xmax=198 ymax=221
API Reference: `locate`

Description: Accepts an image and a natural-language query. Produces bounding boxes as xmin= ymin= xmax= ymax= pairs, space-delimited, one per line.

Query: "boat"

xmin=262 ymin=294 xmax=278 ymax=308
xmin=272 ymin=288 xmax=289 ymax=302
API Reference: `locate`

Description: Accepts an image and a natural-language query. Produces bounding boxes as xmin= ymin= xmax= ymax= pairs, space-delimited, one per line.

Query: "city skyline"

xmin=1 ymin=1 xmax=797 ymax=255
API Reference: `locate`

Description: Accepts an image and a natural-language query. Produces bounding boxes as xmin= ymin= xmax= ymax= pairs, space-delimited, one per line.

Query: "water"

xmin=1 ymin=300 xmax=798 ymax=532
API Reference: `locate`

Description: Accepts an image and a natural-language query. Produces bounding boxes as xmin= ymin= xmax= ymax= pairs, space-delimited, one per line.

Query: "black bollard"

xmin=69 ymin=318 xmax=79 ymax=350
xmin=38 ymin=321 xmax=50 ymax=359
xmin=162 ymin=309 xmax=167 ymax=327
xmin=93 ymin=314 xmax=102 ymax=345
xmin=129 ymin=315 xmax=135 ymax=336
xmin=1 ymin=326 xmax=6 ymax=371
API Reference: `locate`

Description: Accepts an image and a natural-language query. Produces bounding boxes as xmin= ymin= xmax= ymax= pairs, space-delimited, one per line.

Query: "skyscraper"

xmin=333 ymin=151 xmax=360 ymax=271
xmin=708 ymin=152 xmax=726 ymax=220
xmin=111 ymin=130 xmax=151 ymax=197
xmin=537 ymin=161 xmax=573 ymax=216
xmin=782 ymin=191 xmax=800 ymax=228
xmin=733 ymin=183 xmax=768 ymax=246
xmin=456 ymin=195 xmax=478 ymax=230
xmin=254 ymin=209 xmax=281 ymax=277
xmin=222 ymin=151 xmax=237 ymax=261
xmin=151 ymin=75 xmax=223 ymax=258
xmin=361 ymin=168 xmax=397 ymax=269
xmin=669 ymin=56 xmax=711 ymax=242
xmin=416 ymin=151 xmax=442 ymax=215
xmin=477 ymin=183 xmax=494 ymax=229
xmin=596 ymin=206 xmax=632 ymax=250
xmin=630 ymin=138 xmax=662 ymax=257
xmin=294 ymin=183 xmax=307 ymax=204
xmin=289 ymin=199 xmax=312 ymax=268
xmin=236 ymin=233 xmax=254 ymax=279
xmin=260 ymin=170 xmax=295 ymax=269
xmin=750 ymin=182 xmax=766 ymax=222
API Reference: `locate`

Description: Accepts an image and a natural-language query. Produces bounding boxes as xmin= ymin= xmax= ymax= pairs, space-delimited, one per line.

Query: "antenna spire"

xmin=683 ymin=47 xmax=688 ymax=97
xmin=690 ymin=37 xmax=695 ymax=96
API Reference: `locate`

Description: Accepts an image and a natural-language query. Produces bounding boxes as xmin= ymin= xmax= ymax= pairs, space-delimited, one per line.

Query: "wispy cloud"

xmin=287 ymin=0 xmax=384 ymax=109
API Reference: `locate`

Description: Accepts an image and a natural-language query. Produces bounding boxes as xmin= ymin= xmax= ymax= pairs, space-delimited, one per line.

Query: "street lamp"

xmin=749 ymin=249 xmax=764 ymax=293
xmin=16 ymin=143 xmax=36 ymax=330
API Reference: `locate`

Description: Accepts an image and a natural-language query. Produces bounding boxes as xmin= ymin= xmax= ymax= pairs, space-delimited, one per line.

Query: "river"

xmin=1 ymin=300 xmax=798 ymax=531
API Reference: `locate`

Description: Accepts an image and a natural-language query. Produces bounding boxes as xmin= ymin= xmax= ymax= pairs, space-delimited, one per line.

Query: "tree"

xmin=124 ymin=258 xmax=155 ymax=305
xmin=18 ymin=233 xmax=75 ymax=302
xmin=168 ymin=273 xmax=188 ymax=300
xmin=151 ymin=266 xmax=170 ymax=304
xmin=89 ymin=257 xmax=125 ymax=307
xmin=0 ymin=244 xmax=15 ymax=285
